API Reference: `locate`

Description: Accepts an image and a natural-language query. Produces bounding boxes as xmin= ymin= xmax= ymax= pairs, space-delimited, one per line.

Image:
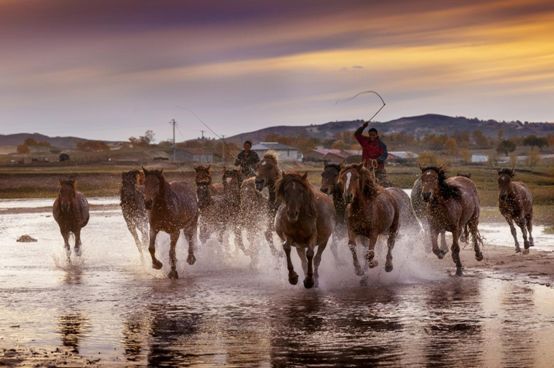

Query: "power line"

xmin=175 ymin=106 xmax=222 ymax=139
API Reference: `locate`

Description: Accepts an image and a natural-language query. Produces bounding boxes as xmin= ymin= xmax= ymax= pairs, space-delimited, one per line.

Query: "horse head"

xmin=320 ymin=162 xmax=342 ymax=194
xmin=58 ymin=178 xmax=76 ymax=212
xmin=338 ymin=163 xmax=364 ymax=204
xmin=121 ymin=170 xmax=142 ymax=193
xmin=276 ymin=172 xmax=314 ymax=223
xmin=420 ymin=166 xmax=446 ymax=202
xmin=255 ymin=152 xmax=279 ymax=191
xmin=497 ymin=168 xmax=515 ymax=200
xmin=142 ymin=167 xmax=164 ymax=210
xmin=222 ymin=167 xmax=242 ymax=193
xmin=194 ymin=165 xmax=212 ymax=186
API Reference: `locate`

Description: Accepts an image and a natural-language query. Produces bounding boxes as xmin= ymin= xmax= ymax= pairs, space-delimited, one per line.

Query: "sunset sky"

xmin=0 ymin=0 xmax=553 ymax=141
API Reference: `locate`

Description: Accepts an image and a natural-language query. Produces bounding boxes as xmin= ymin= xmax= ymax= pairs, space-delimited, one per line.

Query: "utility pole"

xmin=200 ymin=130 xmax=205 ymax=140
xmin=169 ymin=119 xmax=176 ymax=162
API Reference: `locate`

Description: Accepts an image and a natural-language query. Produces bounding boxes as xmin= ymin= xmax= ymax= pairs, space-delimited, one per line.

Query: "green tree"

xmin=522 ymin=135 xmax=548 ymax=149
xmin=496 ymin=140 xmax=516 ymax=156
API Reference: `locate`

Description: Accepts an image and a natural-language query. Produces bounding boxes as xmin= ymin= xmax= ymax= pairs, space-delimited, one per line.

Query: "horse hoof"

xmin=475 ymin=253 xmax=484 ymax=261
xmin=368 ymin=260 xmax=379 ymax=268
xmin=74 ymin=247 xmax=82 ymax=257
xmin=168 ymin=270 xmax=179 ymax=279
xmin=187 ymin=254 xmax=196 ymax=265
xmin=385 ymin=263 xmax=393 ymax=272
xmin=152 ymin=260 xmax=163 ymax=270
xmin=288 ymin=272 xmax=298 ymax=285
xmin=355 ymin=268 xmax=365 ymax=277
xmin=360 ymin=276 xmax=369 ymax=286
xmin=515 ymin=247 xmax=521 ymax=253
xmin=523 ymin=248 xmax=529 ymax=255
xmin=303 ymin=278 xmax=314 ymax=289
xmin=455 ymin=268 xmax=463 ymax=277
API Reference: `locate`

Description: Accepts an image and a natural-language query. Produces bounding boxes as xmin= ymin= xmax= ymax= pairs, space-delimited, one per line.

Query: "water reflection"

xmin=57 ymin=312 xmax=90 ymax=353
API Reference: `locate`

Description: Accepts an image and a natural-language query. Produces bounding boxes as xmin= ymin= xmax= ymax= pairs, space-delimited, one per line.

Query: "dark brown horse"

xmin=338 ymin=164 xmax=400 ymax=280
xmin=143 ymin=168 xmax=198 ymax=279
xmin=255 ymin=152 xmax=282 ymax=255
xmin=275 ymin=172 xmax=336 ymax=288
xmin=53 ymin=178 xmax=90 ymax=260
xmin=498 ymin=168 xmax=534 ymax=253
xmin=411 ymin=177 xmax=448 ymax=254
xmin=420 ymin=167 xmax=483 ymax=276
xmin=120 ymin=170 xmax=149 ymax=260
xmin=194 ymin=165 xmax=226 ymax=245
xmin=222 ymin=168 xmax=248 ymax=254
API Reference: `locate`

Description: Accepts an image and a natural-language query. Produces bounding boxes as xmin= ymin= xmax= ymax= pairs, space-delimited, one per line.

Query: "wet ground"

xmin=1 ymin=199 xmax=553 ymax=367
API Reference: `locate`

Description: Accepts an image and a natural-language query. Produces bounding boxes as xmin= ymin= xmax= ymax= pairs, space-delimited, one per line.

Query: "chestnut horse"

xmin=338 ymin=164 xmax=400 ymax=279
xmin=193 ymin=165 xmax=224 ymax=195
xmin=420 ymin=167 xmax=483 ymax=276
xmin=143 ymin=168 xmax=198 ymax=279
xmin=53 ymin=178 xmax=90 ymax=260
xmin=255 ymin=152 xmax=282 ymax=255
xmin=275 ymin=172 xmax=336 ymax=288
xmin=120 ymin=170 xmax=148 ymax=260
xmin=498 ymin=168 xmax=534 ymax=253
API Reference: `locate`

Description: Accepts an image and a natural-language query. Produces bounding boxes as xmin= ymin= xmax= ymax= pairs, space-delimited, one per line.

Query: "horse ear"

xmin=159 ymin=169 xmax=164 ymax=175
xmin=323 ymin=160 xmax=328 ymax=168
xmin=142 ymin=166 xmax=148 ymax=175
xmin=137 ymin=171 xmax=145 ymax=185
xmin=339 ymin=161 xmax=345 ymax=169
xmin=302 ymin=172 xmax=308 ymax=180
xmin=206 ymin=165 xmax=210 ymax=171
xmin=510 ymin=169 xmax=515 ymax=177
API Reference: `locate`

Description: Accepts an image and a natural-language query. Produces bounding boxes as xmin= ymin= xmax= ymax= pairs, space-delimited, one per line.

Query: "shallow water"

xmin=0 ymin=203 xmax=553 ymax=367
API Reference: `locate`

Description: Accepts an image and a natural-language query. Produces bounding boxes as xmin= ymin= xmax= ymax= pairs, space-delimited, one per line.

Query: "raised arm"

xmin=354 ymin=121 xmax=369 ymax=144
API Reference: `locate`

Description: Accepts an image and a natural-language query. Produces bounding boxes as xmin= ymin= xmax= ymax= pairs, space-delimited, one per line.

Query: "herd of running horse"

xmin=53 ymin=153 xmax=534 ymax=287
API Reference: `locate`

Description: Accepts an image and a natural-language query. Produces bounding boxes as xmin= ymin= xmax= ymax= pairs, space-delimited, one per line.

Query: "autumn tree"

xmin=76 ymin=140 xmax=110 ymax=152
xmin=522 ymin=135 xmax=548 ymax=149
xmin=496 ymin=140 xmax=516 ymax=156
xmin=527 ymin=147 xmax=541 ymax=167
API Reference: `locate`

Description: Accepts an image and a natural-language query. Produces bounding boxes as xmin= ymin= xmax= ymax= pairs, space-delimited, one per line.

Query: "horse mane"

xmin=358 ymin=166 xmax=384 ymax=198
xmin=422 ymin=166 xmax=462 ymax=200
xmin=276 ymin=173 xmax=316 ymax=217
xmin=498 ymin=168 xmax=515 ymax=177
xmin=263 ymin=151 xmax=279 ymax=165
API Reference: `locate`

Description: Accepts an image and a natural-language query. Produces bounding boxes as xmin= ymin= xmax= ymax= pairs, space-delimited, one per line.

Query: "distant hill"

xmin=0 ymin=133 xmax=119 ymax=152
xmin=227 ymin=114 xmax=554 ymax=144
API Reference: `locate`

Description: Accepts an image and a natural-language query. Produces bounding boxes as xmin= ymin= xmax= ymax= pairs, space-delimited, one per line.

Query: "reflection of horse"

xmin=53 ymin=178 xmax=89 ymax=260
xmin=420 ymin=166 xmax=483 ymax=276
xmin=275 ymin=172 xmax=335 ymax=288
xmin=255 ymin=152 xmax=282 ymax=256
xmin=498 ymin=169 xmax=534 ymax=253
xmin=339 ymin=164 xmax=399 ymax=280
xmin=58 ymin=312 xmax=89 ymax=354
xmin=143 ymin=168 xmax=198 ymax=279
xmin=120 ymin=170 xmax=149 ymax=260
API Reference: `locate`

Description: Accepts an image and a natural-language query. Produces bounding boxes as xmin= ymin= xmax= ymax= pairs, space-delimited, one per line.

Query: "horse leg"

xmin=439 ymin=232 xmax=449 ymax=256
xmin=148 ymin=228 xmax=163 ymax=270
xmin=517 ymin=218 xmax=530 ymax=254
xmin=329 ymin=232 xmax=345 ymax=266
xmin=366 ymin=233 xmax=379 ymax=269
xmin=451 ymin=229 xmax=463 ymax=276
xmin=430 ymin=227 xmax=444 ymax=260
xmin=469 ymin=219 xmax=483 ymax=261
xmin=526 ymin=215 xmax=534 ymax=248
xmin=385 ymin=229 xmax=398 ymax=273
xmin=184 ymin=223 xmax=197 ymax=266
xmin=62 ymin=230 xmax=71 ymax=261
xmin=303 ymin=242 xmax=316 ymax=289
xmin=265 ymin=223 xmax=278 ymax=256
xmin=295 ymin=247 xmax=308 ymax=275
xmin=348 ymin=229 xmax=364 ymax=276
xmin=505 ymin=217 xmax=521 ymax=253
xmin=168 ymin=231 xmax=179 ymax=279
xmin=127 ymin=222 xmax=144 ymax=260
xmin=282 ymin=240 xmax=298 ymax=285
xmin=313 ymin=240 xmax=328 ymax=288
xmin=234 ymin=223 xmax=247 ymax=255
xmin=74 ymin=228 xmax=82 ymax=257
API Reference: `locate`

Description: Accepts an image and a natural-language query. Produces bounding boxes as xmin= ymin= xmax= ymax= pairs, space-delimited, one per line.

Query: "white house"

xmin=252 ymin=142 xmax=303 ymax=162
xmin=471 ymin=154 xmax=489 ymax=163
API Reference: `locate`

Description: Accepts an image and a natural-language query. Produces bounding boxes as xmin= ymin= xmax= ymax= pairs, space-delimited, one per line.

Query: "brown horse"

xmin=498 ymin=168 xmax=534 ymax=253
xmin=193 ymin=165 xmax=224 ymax=195
xmin=420 ymin=167 xmax=483 ymax=276
xmin=194 ymin=165 xmax=226 ymax=245
xmin=275 ymin=172 xmax=336 ymax=288
xmin=120 ymin=170 xmax=149 ymax=260
xmin=53 ymin=178 xmax=90 ymax=260
xmin=143 ymin=168 xmax=198 ymax=279
xmin=411 ymin=177 xmax=448 ymax=254
xmin=222 ymin=168 xmax=247 ymax=254
xmin=338 ymin=164 xmax=400 ymax=279
xmin=255 ymin=152 xmax=282 ymax=255
xmin=239 ymin=176 xmax=269 ymax=262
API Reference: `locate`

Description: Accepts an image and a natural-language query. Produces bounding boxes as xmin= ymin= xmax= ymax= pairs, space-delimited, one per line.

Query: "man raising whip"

xmin=354 ymin=122 xmax=390 ymax=186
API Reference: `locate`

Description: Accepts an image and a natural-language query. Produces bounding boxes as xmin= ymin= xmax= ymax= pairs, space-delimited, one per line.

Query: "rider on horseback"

xmin=234 ymin=140 xmax=260 ymax=178
xmin=354 ymin=122 xmax=389 ymax=185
